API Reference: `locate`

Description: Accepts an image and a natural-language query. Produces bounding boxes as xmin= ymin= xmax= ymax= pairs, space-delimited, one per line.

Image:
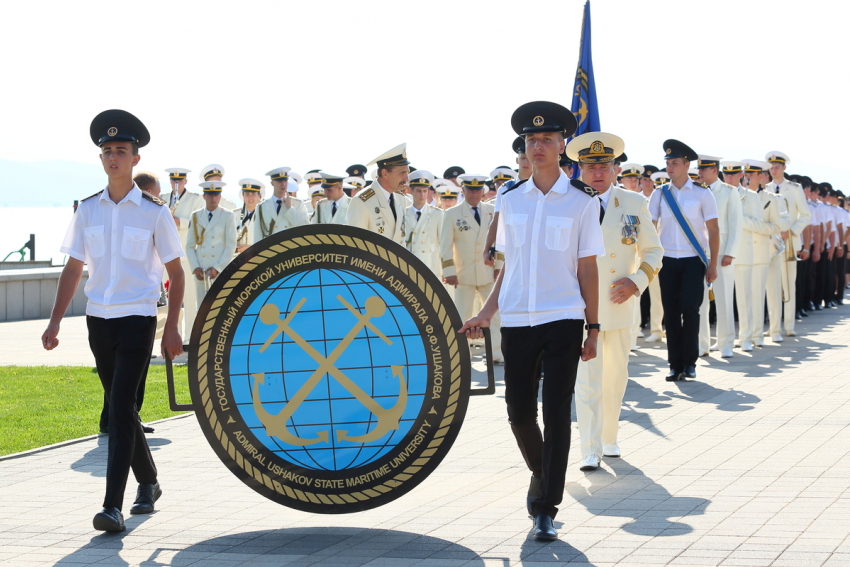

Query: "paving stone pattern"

xmin=1 ymin=306 xmax=849 ymax=566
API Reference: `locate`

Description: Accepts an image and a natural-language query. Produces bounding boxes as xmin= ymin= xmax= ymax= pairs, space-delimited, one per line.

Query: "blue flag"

xmin=570 ymin=1 xmax=600 ymax=139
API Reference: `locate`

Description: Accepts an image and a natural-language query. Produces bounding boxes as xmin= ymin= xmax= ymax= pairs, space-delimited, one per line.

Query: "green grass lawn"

xmin=0 ymin=365 xmax=192 ymax=456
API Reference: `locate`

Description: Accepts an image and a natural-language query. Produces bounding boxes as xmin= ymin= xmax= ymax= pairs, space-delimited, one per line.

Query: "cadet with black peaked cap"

xmin=444 ymin=165 xmax=465 ymax=187
xmin=346 ymin=164 xmax=368 ymax=178
xmin=559 ymin=152 xmax=575 ymax=175
xmin=42 ymin=110 xmax=185 ymax=532
xmin=252 ymin=168 xmax=308 ymax=244
xmin=765 ymin=151 xmax=811 ymax=337
xmin=568 ymin=132 xmax=663 ymax=472
xmin=311 ymin=172 xmax=351 ymax=224
xmin=647 ymin=139 xmax=719 ymax=381
xmin=186 ymin=181 xmax=237 ymax=306
xmin=460 ymin=101 xmax=603 ymax=542
xmin=641 ymin=165 xmax=659 ymax=197
xmin=346 ymin=143 xmax=410 ymax=245
xmin=695 ymin=155 xmax=743 ymax=359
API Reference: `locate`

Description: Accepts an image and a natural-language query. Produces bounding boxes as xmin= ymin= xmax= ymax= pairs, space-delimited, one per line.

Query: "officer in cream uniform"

xmin=199 ymin=164 xmax=238 ymax=211
xmin=347 ymin=143 xmax=410 ymax=246
xmin=266 ymin=167 xmax=310 ymax=220
xmin=161 ymin=167 xmax=203 ymax=337
xmin=737 ymin=160 xmax=785 ymax=350
xmin=570 ymin=133 xmax=663 ymax=470
xmin=697 ymin=155 xmax=743 ymax=358
xmin=405 ymin=170 xmax=443 ymax=276
xmin=765 ymin=151 xmax=811 ymax=339
xmin=252 ymin=173 xmax=308 ymax=244
xmin=311 ymin=173 xmax=351 ymax=224
xmin=185 ymin=181 xmax=237 ymax=328
xmin=440 ymin=174 xmax=502 ymax=363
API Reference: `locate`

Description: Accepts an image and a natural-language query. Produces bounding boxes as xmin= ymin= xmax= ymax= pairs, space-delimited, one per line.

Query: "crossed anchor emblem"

xmin=250 ymin=295 xmax=407 ymax=446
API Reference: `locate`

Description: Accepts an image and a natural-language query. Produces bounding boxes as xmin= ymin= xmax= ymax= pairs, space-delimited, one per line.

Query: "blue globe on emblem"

xmin=229 ymin=268 xmax=427 ymax=471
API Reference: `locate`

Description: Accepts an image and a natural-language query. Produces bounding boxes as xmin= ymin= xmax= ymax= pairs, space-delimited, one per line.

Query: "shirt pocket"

xmin=545 ymin=216 xmax=573 ymax=251
xmin=683 ymin=201 xmax=701 ymax=218
xmin=505 ymin=213 xmax=528 ymax=248
xmin=84 ymin=225 xmax=105 ymax=258
xmin=121 ymin=226 xmax=152 ymax=262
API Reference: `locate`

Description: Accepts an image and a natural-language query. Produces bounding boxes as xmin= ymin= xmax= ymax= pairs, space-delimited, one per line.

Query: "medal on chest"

xmin=620 ymin=214 xmax=640 ymax=245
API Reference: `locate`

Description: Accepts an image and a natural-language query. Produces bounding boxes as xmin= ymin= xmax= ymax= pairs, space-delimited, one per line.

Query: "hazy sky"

xmin=1 ymin=0 xmax=847 ymax=203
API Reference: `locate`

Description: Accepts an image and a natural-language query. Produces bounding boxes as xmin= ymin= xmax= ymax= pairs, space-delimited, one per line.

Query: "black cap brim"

xmin=90 ymin=109 xmax=150 ymax=148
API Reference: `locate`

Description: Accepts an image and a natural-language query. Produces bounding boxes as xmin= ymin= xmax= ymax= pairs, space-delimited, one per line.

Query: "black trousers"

xmin=805 ymin=244 xmax=817 ymax=306
xmin=502 ymin=319 xmax=583 ymax=519
xmin=834 ymin=251 xmax=846 ymax=301
xmin=797 ymin=253 xmax=809 ymax=310
xmin=658 ymin=256 xmax=706 ymax=371
xmin=100 ymin=375 xmax=147 ymax=431
xmin=87 ymin=315 xmax=158 ymax=510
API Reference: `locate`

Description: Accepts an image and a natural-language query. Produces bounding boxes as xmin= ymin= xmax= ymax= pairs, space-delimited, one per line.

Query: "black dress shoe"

xmin=665 ymin=369 xmax=682 ymax=382
xmin=526 ymin=475 xmax=541 ymax=516
xmin=800 ymin=309 xmax=809 ymax=318
xmin=93 ymin=507 xmax=125 ymax=532
xmin=99 ymin=426 xmax=108 ymax=434
xmin=142 ymin=424 xmax=155 ymax=434
xmin=533 ymin=513 xmax=558 ymax=541
xmin=807 ymin=301 xmax=815 ymax=311
xmin=682 ymin=365 xmax=697 ymax=379
xmin=130 ymin=482 xmax=162 ymax=515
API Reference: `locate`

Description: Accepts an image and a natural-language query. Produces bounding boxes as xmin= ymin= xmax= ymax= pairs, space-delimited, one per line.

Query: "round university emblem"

xmin=188 ymin=225 xmax=472 ymax=513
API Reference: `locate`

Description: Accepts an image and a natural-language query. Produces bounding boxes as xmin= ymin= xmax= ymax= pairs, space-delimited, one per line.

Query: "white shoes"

xmin=741 ymin=341 xmax=754 ymax=352
xmin=720 ymin=348 xmax=734 ymax=358
xmin=645 ymin=333 xmax=663 ymax=343
xmin=699 ymin=351 xmax=709 ymax=357
xmin=771 ymin=334 xmax=783 ymax=343
xmin=579 ymin=455 xmax=600 ymax=471
xmin=710 ymin=342 xmax=720 ymax=351
xmin=786 ymin=330 xmax=797 ymax=337
xmin=602 ymin=444 xmax=620 ymax=458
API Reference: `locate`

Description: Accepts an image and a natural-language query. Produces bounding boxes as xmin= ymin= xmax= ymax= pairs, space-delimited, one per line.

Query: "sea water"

xmin=0 ymin=206 xmax=76 ymax=265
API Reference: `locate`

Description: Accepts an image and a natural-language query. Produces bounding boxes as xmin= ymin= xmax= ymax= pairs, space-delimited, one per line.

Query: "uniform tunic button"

xmin=610 ymin=254 xmax=616 ymax=258
xmin=610 ymin=269 xmax=616 ymax=273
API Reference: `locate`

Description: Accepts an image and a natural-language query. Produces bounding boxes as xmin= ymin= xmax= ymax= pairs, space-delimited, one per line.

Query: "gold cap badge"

xmin=107 ymin=127 xmax=118 ymax=137
xmin=590 ymin=141 xmax=604 ymax=154
xmin=532 ymin=116 xmax=544 ymax=126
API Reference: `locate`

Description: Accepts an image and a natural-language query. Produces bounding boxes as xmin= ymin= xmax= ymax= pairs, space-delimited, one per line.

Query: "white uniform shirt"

xmin=61 ymin=184 xmax=184 ymax=319
xmin=648 ymin=179 xmax=719 ymax=258
xmin=806 ymin=200 xmax=819 ymax=246
xmin=496 ymin=171 xmax=604 ymax=327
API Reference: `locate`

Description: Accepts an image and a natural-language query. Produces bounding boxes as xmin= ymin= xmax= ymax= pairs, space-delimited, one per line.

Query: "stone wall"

xmin=0 ymin=267 xmax=88 ymax=321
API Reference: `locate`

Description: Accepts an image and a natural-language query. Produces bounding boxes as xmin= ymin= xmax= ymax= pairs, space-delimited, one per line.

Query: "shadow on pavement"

xmin=54 ymin=514 xmax=153 ymax=566
xmin=101 ymin=528 xmax=497 ymax=566
xmin=70 ymin=437 xmax=171 ymax=477
xmin=567 ymin=458 xmax=708 ymax=537
xmin=520 ymin=535 xmax=593 ymax=564
xmin=663 ymin=380 xmax=760 ymax=411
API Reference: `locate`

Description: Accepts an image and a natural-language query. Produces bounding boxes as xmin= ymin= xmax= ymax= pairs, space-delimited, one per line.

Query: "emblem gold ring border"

xmin=191 ymin=231 xmax=463 ymax=508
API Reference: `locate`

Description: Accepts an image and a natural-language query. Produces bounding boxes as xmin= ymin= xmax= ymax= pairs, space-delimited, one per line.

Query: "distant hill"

xmin=0 ymin=159 xmax=105 ymax=207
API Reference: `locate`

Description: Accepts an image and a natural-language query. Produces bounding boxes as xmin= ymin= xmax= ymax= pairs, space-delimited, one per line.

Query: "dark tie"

xmin=598 ymin=196 xmax=605 ymax=223
xmin=472 ymin=206 xmax=480 ymax=225
xmin=276 ymin=199 xmax=282 ymax=214
xmin=331 ymin=201 xmax=337 ymax=217
xmin=416 ymin=211 xmax=421 ymax=221
xmin=208 ymin=211 xmax=213 ymax=222
xmin=388 ymin=193 xmax=397 ymax=220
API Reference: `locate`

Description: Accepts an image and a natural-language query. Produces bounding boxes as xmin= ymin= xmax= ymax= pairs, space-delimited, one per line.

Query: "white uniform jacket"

xmin=186 ymin=207 xmax=238 ymax=273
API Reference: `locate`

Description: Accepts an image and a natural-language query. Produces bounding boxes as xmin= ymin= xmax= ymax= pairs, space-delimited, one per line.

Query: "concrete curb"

xmin=0 ymin=412 xmax=194 ymax=462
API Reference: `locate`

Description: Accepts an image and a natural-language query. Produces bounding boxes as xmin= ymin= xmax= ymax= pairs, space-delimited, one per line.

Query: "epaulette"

xmin=571 ymin=179 xmax=598 ymax=197
xmin=141 ymin=192 xmax=166 ymax=206
xmin=693 ymin=182 xmax=710 ymax=189
xmin=500 ymin=178 xmax=528 ymax=197
xmin=80 ymin=190 xmax=103 ymax=202
xmin=359 ymin=188 xmax=375 ymax=202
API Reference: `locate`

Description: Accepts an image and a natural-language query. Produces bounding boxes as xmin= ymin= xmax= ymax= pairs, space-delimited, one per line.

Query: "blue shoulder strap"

xmin=659 ymin=184 xmax=709 ymax=267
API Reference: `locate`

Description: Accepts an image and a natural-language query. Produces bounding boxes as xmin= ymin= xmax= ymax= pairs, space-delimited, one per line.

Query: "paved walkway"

xmin=1 ymin=306 xmax=849 ymax=566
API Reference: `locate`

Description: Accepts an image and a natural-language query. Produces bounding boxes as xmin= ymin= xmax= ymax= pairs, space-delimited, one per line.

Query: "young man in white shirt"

xmin=648 ymin=140 xmax=719 ymax=381
xmin=460 ymin=101 xmax=602 ymax=542
xmin=42 ymin=110 xmax=185 ymax=532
